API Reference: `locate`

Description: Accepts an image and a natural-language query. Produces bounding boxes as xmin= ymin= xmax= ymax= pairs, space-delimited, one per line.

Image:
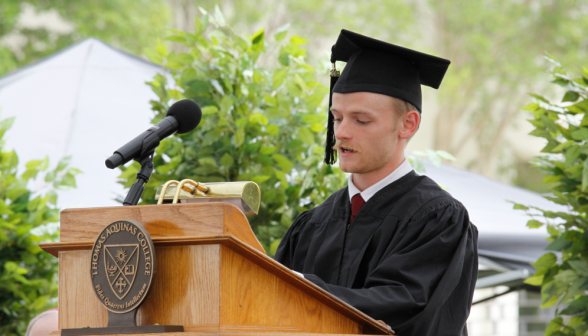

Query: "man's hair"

xmin=390 ymin=97 xmax=421 ymax=140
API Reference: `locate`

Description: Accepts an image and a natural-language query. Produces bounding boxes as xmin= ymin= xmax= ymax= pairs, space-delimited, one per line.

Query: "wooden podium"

xmin=41 ymin=203 xmax=392 ymax=336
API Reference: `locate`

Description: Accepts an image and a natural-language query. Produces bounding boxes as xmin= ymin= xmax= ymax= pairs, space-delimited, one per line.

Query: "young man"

xmin=275 ymin=30 xmax=478 ymax=336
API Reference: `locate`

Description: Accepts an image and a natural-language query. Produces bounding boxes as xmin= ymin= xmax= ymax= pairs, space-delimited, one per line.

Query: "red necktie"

xmin=350 ymin=194 xmax=365 ymax=223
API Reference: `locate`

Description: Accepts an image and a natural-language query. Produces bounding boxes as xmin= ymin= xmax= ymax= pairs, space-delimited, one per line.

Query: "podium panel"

xmin=41 ymin=203 xmax=392 ymax=335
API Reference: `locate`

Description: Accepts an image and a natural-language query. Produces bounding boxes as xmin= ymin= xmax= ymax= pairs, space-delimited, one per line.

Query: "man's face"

xmin=330 ymin=92 xmax=402 ymax=174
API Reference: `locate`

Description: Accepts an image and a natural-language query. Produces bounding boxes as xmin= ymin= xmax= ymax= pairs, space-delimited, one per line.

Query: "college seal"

xmin=90 ymin=219 xmax=155 ymax=314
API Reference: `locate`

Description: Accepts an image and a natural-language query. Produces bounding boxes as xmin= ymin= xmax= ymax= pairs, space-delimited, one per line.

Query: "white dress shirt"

xmin=348 ymin=158 xmax=413 ymax=201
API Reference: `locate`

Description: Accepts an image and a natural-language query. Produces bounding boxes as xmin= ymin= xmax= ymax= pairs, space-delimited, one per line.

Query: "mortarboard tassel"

xmin=324 ymin=52 xmax=340 ymax=165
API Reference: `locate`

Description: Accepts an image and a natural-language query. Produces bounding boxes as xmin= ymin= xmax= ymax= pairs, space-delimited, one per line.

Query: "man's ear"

xmin=398 ymin=110 xmax=420 ymax=139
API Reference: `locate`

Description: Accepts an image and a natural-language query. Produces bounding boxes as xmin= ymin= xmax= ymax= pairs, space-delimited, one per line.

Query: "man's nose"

xmin=335 ymin=118 xmax=352 ymax=140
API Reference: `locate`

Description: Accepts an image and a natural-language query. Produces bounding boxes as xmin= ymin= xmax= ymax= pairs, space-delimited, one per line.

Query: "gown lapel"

xmin=341 ymin=171 xmax=423 ymax=287
xmin=308 ymin=189 xmax=350 ymax=284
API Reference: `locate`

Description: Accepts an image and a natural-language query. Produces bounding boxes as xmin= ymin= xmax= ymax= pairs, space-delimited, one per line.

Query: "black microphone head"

xmin=167 ymin=99 xmax=202 ymax=134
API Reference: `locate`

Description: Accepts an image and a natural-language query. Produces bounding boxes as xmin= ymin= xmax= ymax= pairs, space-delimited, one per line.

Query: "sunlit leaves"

xmin=0 ymin=116 xmax=78 ymax=335
xmin=515 ymin=60 xmax=588 ymax=336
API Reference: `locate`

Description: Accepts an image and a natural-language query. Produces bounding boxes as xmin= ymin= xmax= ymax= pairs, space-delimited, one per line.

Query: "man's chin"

xmin=339 ymin=161 xmax=364 ymax=174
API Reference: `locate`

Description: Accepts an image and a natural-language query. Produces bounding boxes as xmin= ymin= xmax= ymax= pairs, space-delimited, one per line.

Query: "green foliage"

xmin=515 ymin=58 xmax=588 ymax=336
xmin=119 ymin=9 xmax=346 ymax=254
xmin=0 ymin=116 xmax=79 ymax=336
xmin=0 ymin=0 xmax=169 ymax=77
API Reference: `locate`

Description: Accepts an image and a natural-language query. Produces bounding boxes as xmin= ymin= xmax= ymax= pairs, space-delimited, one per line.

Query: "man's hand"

xmin=377 ymin=320 xmax=394 ymax=335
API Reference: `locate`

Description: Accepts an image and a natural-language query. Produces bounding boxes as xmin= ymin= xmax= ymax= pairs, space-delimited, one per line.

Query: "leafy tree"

xmin=166 ymin=0 xmax=588 ymax=182
xmin=516 ymin=59 xmax=588 ymax=336
xmin=0 ymin=116 xmax=79 ymax=335
xmin=0 ymin=0 xmax=170 ymax=77
xmin=119 ymin=9 xmax=345 ymax=254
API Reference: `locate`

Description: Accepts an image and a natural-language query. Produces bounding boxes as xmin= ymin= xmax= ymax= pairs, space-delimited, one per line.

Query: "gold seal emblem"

xmin=90 ymin=219 xmax=155 ymax=313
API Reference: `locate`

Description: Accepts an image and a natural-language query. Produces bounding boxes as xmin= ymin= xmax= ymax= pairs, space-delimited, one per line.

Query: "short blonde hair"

xmin=390 ymin=97 xmax=421 ymax=138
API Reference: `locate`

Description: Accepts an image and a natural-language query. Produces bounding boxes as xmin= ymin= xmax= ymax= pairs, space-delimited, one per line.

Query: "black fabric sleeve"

xmin=302 ymin=202 xmax=477 ymax=336
xmin=274 ymin=209 xmax=312 ymax=268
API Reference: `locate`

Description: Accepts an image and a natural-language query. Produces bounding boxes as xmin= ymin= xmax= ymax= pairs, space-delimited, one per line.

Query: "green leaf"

xmin=527 ymin=219 xmax=544 ymax=228
xmin=252 ymin=175 xmax=271 ymax=184
xmin=234 ymin=129 xmax=245 ymax=147
xmin=562 ymin=91 xmax=580 ymax=102
xmin=252 ymin=28 xmax=265 ymax=45
xmin=522 ymin=103 xmax=539 ymax=111
xmin=560 ymin=296 xmax=588 ymax=315
xmin=543 ymin=174 xmax=561 ymax=183
xmin=198 ymin=157 xmax=217 ymax=166
xmin=565 ymin=145 xmax=581 ymax=165
xmin=513 ymin=203 xmax=529 ymax=210
xmin=299 ymin=127 xmax=314 ymax=145
xmin=274 ymin=23 xmax=290 ymax=41
xmin=572 ymin=128 xmax=588 ymax=140
xmin=278 ymin=48 xmax=290 ymax=66
xmin=309 ymin=123 xmax=324 ymax=132
xmin=274 ymin=169 xmax=288 ymax=186
xmin=546 ymin=237 xmax=572 ymax=251
xmin=249 ymin=113 xmax=268 ymax=126
xmin=220 ymin=153 xmax=234 ymax=168
xmin=554 ymin=269 xmax=577 ymax=284
xmin=260 ymin=146 xmax=276 ymax=155
xmin=144 ymin=48 xmax=164 ymax=64
xmin=529 ymin=93 xmax=549 ymax=103
xmin=568 ymin=260 xmax=588 ymax=276
xmin=156 ymin=40 xmax=168 ymax=56
xmin=551 ymin=140 xmax=574 ymax=152
xmin=290 ymin=36 xmax=308 ymax=44
xmin=56 ymin=156 xmax=71 ymax=171
xmin=44 ymin=170 xmax=56 ymax=182
xmin=544 ymin=317 xmax=563 ymax=334
xmin=272 ymin=154 xmax=294 ymax=171
xmin=272 ymin=69 xmax=287 ymax=90
xmin=266 ymin=124 xmax=279 ymax=136
xmin=202 ymin=106 xmax=219 ymax=115
xmin=532 ymin=253 xmax=557 ymax=270
xmin=524 ymin=274 xmax=544 ymax=286
xmin=582 ymin=158 xmax=588 ymax=191
xmin=270 ymin=239 xmax=282 ymax=256
xmin=220 ymin=95 xmax=233 ymax=113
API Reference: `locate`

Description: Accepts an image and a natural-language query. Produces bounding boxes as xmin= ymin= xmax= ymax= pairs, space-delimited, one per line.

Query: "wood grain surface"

xmin=48 ymin=236 xmax=390 ymax=335
xmin=136 ymin=245 xmax=220 ymax=326
xmin=48 ymin=203 xmax=392 ymax=335
xmin=58 ymin=250 xmax=108 ymax=329
xmin=58 ymin=203 xmax=264 ymax=253
xmin=220 ymin=246 xmax=359 ymax=334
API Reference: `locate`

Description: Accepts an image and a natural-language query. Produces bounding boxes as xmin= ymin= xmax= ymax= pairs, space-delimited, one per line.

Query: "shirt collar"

xmin=348 ymin=158 xmax=413 ymax=202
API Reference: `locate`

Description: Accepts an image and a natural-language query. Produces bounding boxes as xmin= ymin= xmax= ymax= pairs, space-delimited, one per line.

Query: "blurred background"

xmin=1 ymin=1 xmax=587 ymax=335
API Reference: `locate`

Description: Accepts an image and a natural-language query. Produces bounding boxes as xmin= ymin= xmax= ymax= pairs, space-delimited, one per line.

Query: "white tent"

xmin=0 ymin=38 xmax=163 ymax=209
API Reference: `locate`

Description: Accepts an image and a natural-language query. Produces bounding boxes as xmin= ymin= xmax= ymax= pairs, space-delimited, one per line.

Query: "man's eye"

xmin=358 ymin=120 xmax=369 ymax=125
xmin=334 ymin=118 xmax=343 ymax=122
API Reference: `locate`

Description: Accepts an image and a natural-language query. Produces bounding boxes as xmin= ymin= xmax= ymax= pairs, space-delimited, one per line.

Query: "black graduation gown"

xmin=275 ymin=171 xmax=478 ymax=336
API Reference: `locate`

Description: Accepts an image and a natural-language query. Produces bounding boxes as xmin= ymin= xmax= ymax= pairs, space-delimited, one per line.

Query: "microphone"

xmin=105 ymin=99 xmax=202 ymax=169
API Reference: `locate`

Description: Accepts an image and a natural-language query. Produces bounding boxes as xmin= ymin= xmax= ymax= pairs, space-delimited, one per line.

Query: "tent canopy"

xmin=0 ymin=38 xmax=164 ymax=209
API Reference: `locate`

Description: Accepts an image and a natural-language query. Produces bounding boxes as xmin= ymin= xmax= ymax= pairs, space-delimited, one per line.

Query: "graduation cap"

xmin=324 ymin=29 xmax=451 ymax=165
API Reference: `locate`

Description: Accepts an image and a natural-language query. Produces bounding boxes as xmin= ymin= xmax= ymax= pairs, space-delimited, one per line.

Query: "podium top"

xmin=58 ymin=202 xmax=265 ymax=253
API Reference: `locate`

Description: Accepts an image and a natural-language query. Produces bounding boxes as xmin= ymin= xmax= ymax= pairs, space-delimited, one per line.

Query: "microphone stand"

xmin=123 ymin=150 xmax=155 ymax=206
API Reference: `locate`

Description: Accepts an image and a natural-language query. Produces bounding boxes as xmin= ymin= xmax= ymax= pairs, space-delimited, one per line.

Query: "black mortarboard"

xmin=324 ymin=29 xmax=451 ymax=164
